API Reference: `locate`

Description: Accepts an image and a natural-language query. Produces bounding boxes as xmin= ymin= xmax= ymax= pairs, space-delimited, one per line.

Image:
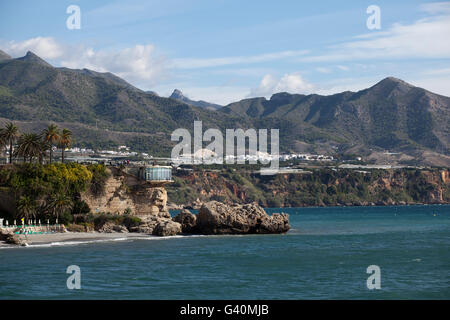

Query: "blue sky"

xmin=1 ymin=0 xmax=449 ymax=104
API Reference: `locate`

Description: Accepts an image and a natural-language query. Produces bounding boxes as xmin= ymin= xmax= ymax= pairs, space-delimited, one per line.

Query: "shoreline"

xmin=0 ymin=232 xmax=205 ymax=249
xmin=2 ymin=204 xmax=448 ymax=248
xmin=172 ymin=202 xmax=450 ymax=211
xmin=0 ymin=232 xmax=146 ymax=248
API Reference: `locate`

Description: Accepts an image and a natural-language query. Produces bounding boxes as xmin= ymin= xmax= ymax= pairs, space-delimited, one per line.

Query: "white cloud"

xmin=316 ymin=67 xmax=332 ymax=74
xmin=4 ymin=37 xmax=64 ymax=60
xmin=171 ymin=50 xmax=309 ymax=69
xmin=250 ymin=73 xmax=314 ymax=97
xmin=336 ymin=65 xmax=349 ymax=71
xmin=2 ymin=37 xmax=167 ymax=87
xmin=301 ymin=3 xmax=450 ymax=62
xmin=420 ymin=1 xmax=450 ymax=14
xmin=60 ymin=44 xmax=168 ymax=85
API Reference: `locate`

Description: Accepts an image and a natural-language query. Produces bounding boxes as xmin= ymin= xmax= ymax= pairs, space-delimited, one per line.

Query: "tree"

xmin=48 ymin=192 xmax=73 ymax=221
xmin=42 ymin=124 xmax=60 ymax=164
xmin=16 ymin=196 xmax=37 ymax=221
xmin=58 ymin=129 xmax=72 ymax=163
xmin=15 ymin=133 xmax=45 ymax=163
xmin=0 ymin=122 xmax=19 ymax=164
xmin=0 ymin=132 xmax=6 ymax=162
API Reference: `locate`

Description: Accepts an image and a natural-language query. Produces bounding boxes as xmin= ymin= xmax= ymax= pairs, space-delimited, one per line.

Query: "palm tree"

xmin=0 ymin=131 xmax=6 ymax=163
xmin=0 ymin=122 xmax=19 ymax=164
xmin=16 ymin=196 xmax=37 ymax=221
xmin=58 ymin=129 xmax=72 ymax=163
xmin=42 ymin=124 xmax=60 ymax=164
xmin=15 ymin=133 xmax=45 ymax=163
xmin=48 ymin=193 xmax=73 ymax=221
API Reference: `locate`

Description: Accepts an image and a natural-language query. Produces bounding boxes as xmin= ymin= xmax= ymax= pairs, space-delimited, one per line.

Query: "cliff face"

xmin=81 ymin=168 xmax=168 ymax=217
xmin=166 ymin=168 xmax=450 ymax=207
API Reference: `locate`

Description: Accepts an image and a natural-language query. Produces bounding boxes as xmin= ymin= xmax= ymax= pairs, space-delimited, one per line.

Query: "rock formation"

xmin=0 ymin=228 xmax=27 ymax=246
xmin=96 ymin=221 xmax=129 ymax=233
xmin=81 ymin=167 xmax=169 ymax=217
xmin=153 ymin=220 xmax=182 ymax=236
xmin=173 ymin=201 xmax=290 ymax=235
xmin=172 ymin=209 xmax=197 ymax=233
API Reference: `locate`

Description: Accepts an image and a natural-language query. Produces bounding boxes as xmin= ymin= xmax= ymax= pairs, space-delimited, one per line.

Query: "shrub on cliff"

xmin=0 ymin=163 xmax=109 ymax=222
xmin=91 ymin=212 xmax=141 ymax=230
xmin=87 ymin=164 xmax=110 ymax=196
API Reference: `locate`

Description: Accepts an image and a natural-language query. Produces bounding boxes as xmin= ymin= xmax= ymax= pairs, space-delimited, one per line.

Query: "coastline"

xmin=2 ymin=204 xmax=447 ymax=249
xmin=0 ymin=232 xmax=161 ymax=248
xmin=175 ymin=202 xmax=450 ymax=211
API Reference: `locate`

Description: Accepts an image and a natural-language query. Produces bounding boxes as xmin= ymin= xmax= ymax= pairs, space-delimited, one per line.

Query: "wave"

xmin=1 ymin=234 xmax=212 ymax=249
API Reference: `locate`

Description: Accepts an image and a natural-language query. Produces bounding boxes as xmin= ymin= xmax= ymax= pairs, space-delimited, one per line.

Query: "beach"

xmin=0 ymin=232 xmax=157 ymax=248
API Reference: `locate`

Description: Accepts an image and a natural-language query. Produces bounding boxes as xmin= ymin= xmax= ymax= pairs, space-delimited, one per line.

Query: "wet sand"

xmin=1 ymin=232 xmax=152 ymax=248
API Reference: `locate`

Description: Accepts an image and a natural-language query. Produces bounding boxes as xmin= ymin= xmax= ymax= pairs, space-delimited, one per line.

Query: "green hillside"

xmin=0 ymin=51 xmax=448 ymax=163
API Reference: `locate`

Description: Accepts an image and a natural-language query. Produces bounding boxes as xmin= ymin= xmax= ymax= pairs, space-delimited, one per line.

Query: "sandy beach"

xmin=0 ymin=232 xmax=154 ymax=248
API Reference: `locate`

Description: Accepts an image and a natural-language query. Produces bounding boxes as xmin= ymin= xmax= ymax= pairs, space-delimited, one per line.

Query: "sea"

xmin=0 ymin=205 xmax=449 ymax=299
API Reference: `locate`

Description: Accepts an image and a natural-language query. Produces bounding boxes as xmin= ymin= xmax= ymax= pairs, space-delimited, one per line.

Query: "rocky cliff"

xmin=81 ymin=167 xmax=168 ymax=218
xmin=166 ymin=168 xmax=450 ymax=207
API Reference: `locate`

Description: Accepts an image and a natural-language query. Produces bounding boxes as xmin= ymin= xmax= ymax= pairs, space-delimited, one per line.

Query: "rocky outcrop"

xmin=96 ymin=221 xmax=129 ymax=233
xmin=167 ymin=202 xmax=183 ymax=210
xmin=173 ymin=201 xmax=290 ymax=235
xmin=128 ymin=216 xmax=182 ymax=236
xmin=172 ymin=209 xmax=197 ymax=233
xmin=81 ymin=167 xmax=169 ymax=217
xmin=166 ymin=168 xmax=450 ymax=207
xmin=184 ymin=198 xmax=203 ymax=210
xmin=153 ymin=220 xmax=182 ymax=236
xmin=0 ymin=228 xmax=28 ymax=246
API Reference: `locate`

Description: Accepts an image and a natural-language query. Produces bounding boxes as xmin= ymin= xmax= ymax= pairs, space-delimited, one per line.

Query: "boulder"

xmin=129 ymin=216 xmax=182 ymax=236
xmin=96 ymin=221 xmax=128 ymax=233
xmin=153 ymin=219 xmax=182 ymax=237
xmin=129 ymin=216 xmax=164 ymax=234
xmin=184 ymin=198 xmax=203 ymax=210
xmin=172 ymin=209 xmax=197 ymax=233
xmin=96 ymin=221 xmax=115 ymax=233
xmin=0 ymin=228 xmax=28 ymax=246
xmin=112 ymin=225 xmax=129 ymax=233
xmin=196 ymin=201 xmax=290 ymax=235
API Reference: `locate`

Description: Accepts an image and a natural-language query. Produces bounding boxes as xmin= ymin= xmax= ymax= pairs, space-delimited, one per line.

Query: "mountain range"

xmin=0 ymin=50 xmax=448 ymax=166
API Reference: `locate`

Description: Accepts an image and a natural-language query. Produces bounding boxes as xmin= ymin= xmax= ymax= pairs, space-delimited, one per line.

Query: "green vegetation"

xmin=0 ymin=163 xmax=110 ymax=224
xmin=167 ymin=167 xmax=449 ymax=207
xmin=1 ymin=54 xmax=448 ymax=162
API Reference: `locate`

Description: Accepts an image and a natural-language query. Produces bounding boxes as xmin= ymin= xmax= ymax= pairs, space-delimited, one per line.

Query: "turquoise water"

xmin=1 ymin=205 xmax=449 ymax=299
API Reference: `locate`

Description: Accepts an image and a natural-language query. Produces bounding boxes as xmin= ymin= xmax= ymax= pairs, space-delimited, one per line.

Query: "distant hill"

xmin=222 ymin=77 xmax=449 ymax=165
xmin=0 ymin=51 xmax=247 ymax=155
xmin=0 ymin=50 xmax=11 ymax=62
xmin=170 ymin=89 xmax=222 ymax=110
xmin=0 ymin=50 xmax=448 ymax=165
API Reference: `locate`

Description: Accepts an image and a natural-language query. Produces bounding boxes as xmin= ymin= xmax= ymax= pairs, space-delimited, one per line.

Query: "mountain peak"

xmin=170 ymin=89 xmax=222 ymax=110
xmin=16 ymin=51 xmax=52 ymax=67
xmin=375 ymin=77 xmax=415 ymax=89
xmin=0 ymin=49 xmax=12 ymax=62
xmin=368 ymin=77 xmax=415 ymax=96
xmin=170 ymin=89 xmax=184 ymax=99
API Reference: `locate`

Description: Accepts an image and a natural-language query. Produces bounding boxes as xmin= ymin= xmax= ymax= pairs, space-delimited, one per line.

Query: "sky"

xmin=1 ymin=0 xmax=450 ymax=105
